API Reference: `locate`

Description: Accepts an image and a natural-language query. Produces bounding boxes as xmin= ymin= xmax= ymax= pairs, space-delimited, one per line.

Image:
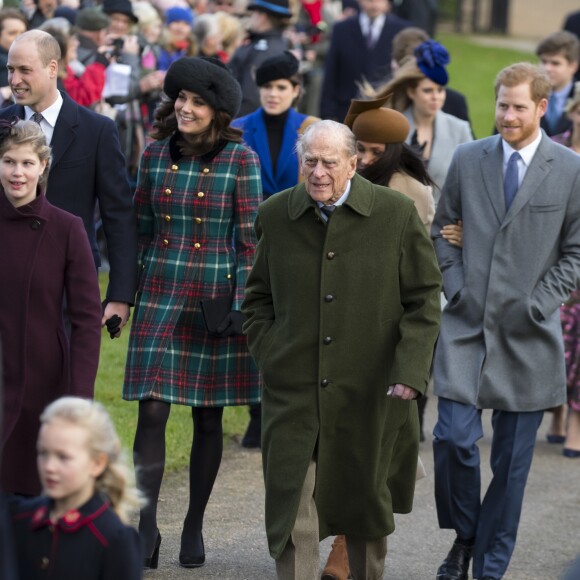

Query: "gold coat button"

xmin=40 ymin=557 xmax=49 ymax=569
xmin=203 ymin=167 xmax=209 ymax=174
xmin=195 ymin=217 xmax=202 ymax=224
xmin=163 ymin=239 xmax=169 ymax=246
xmin=164 ymin=188 xmax=171 ymax=195
xmin=226 ymin=274 xmax=232 ymax=279
xmin=164 ymin=215 xmax=171 ymax=222
xmin=171 ymin=164 xmax=178 ymax=171
xmin=194 ymin=243 xmax=201 ymax=249
xmin=197 ymin=192 xmax=204 ymax=198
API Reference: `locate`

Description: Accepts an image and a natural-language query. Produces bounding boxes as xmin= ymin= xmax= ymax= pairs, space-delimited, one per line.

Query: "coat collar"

xmin=169 ymin=132 xmax=229 ymax=163
xmin=287 ymin=173 xmax=375 ymax=220
xmin=29 ymin=494 xmax=110 ymax=533
xmin=0 ymin=186 xmax=48 ymax=221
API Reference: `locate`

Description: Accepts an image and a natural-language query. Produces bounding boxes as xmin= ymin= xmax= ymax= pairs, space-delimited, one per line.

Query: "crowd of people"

xmin=2 ymin=0 xmax=580 ymax=579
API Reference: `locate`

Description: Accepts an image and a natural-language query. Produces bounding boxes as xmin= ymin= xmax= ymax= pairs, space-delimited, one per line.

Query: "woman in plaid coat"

xmin=122 ymin=56 xmax=262 ymax=569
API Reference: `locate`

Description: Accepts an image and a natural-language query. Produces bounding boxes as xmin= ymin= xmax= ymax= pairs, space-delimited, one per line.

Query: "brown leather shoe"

xmin=321 ymin=535 xmax=350 ymax=580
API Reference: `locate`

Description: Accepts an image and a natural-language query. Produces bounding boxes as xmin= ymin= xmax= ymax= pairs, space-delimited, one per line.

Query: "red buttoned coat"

xmin=0 ymin=191 xmax=102 ymax=495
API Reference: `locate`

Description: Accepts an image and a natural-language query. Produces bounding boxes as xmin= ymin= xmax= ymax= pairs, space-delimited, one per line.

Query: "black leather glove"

xmin=216 ymin=310 xmax=246 ymax=337
xmin=105 ymin=315 xmax=122 ymax=339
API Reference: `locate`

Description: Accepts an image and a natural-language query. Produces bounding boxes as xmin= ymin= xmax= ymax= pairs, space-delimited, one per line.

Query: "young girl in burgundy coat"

xmin=0 ymin=119 xmax=102 ymax=496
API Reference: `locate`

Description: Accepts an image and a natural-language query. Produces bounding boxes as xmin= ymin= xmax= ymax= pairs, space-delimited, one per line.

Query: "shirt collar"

xmin=25 ymin=92 xmax=63 ymax=128
xmin=359 ymin=12 xmax=386 ymax=33
xmin=317 ymin=180 xmax=351 ymax=208
xmin=501 ymin=130 xmax=542 ymax=167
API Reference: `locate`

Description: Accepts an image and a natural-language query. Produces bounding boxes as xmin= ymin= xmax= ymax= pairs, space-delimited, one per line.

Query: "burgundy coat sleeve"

xmin=64 ymin=216 xmax=102 ymax=397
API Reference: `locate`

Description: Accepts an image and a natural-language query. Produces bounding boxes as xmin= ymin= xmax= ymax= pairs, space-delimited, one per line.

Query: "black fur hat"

xmin=255 ymin=51 xmax=299 ymax=86
xmin=163 ymin=57 xmax=242 ymax=118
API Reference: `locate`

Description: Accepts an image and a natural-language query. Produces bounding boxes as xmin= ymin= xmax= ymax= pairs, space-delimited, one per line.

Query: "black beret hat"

xmin=164 ymin=56 xmax=242 ymax=118
xmin=255 ymin=51 xmax=299 ymax=86
xmin=102 ymin=0 xmax=138 ymax=23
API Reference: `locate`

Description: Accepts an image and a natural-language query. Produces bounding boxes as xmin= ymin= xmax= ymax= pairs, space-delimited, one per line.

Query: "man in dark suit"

xmin=536 ymin=30 xmax=579 ymax=137
xmin=2 ymin=29 xmax=137 ymax=335
xmin=432 ymin=62 xmax=580 ymax=580
xmin=319 ymin=0 xmax=409 ymax=121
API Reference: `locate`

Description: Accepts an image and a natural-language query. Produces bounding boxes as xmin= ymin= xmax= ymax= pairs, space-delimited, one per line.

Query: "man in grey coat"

xmin=431 ymin=62 xmax=580 ymax=580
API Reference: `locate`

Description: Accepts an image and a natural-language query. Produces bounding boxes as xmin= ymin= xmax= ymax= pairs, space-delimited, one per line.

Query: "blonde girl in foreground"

xmin=10 ymin=397 xmax=143 ymax=579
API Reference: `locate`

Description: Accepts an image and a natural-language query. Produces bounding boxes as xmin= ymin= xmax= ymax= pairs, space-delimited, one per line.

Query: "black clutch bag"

xmin=200 ymin=295 xmax=232 ymax=335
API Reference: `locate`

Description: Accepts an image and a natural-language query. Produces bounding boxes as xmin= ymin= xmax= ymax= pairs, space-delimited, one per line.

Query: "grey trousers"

xmin=275 ymin=460 xmax=388 ymax=580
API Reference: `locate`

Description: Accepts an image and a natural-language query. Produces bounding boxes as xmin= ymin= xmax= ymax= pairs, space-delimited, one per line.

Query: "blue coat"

xmin=233 ymin=108 xmax=313 ymax=198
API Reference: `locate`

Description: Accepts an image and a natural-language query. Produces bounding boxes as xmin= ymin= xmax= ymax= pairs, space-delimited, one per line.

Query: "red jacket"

xmin=63 ymin=62 xmax=106 ymax=107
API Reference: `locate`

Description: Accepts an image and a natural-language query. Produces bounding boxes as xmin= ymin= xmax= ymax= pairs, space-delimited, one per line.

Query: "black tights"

xmin=133 ymin=400 xmax=224 ymax=557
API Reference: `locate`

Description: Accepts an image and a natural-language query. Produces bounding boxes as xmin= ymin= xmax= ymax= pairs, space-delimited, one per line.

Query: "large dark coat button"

xmin=320 ymin=379 xmax=329 ymax=387
xmin=31 ymin=220 xmax=41 ymax=230
xmin=324 ymin=294 xmax=334 ymax=302
xmin=323 ymin=336 xmax=332 ymax=345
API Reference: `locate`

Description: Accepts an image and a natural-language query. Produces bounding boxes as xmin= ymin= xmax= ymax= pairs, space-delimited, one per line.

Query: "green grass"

xmin=94 ymin=275 xmax=249 ymax=471
xmin=95 ymin=33 xmax=535 ymax=470
xmin=438 ymin=32 xmax=535 ymax=139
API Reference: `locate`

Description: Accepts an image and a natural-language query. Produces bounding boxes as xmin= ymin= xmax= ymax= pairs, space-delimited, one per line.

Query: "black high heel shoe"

xmin=143 ymin=529 xmax=162 ymax=569
xmin=179 ymin=531 xmax=205 ymax=568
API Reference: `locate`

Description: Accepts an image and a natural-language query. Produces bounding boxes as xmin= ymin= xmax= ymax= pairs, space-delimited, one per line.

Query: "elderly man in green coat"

xmin=242 ymin=120 xmax=441 ymax=580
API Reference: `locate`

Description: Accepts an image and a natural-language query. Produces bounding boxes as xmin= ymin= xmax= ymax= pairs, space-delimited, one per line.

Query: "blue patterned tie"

xmin=504 ymin=152 xmax=521 ymax=210
xmin=546 ymin=93 xmax=559 ymax=133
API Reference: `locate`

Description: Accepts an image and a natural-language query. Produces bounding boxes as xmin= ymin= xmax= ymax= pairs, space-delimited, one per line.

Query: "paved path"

xmin=140 ymin=397 xmax=580 ymax=579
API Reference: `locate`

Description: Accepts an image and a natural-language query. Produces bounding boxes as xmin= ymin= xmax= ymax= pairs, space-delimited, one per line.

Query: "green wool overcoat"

xmin=242 ymin=173 xmax=441 ymax=559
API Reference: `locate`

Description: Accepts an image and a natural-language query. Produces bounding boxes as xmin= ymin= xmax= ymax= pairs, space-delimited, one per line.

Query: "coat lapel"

xmin=49 ymin=93 xmax=79 ymax=169
xmin=248 ymin=111 xmax=275 ymax=193
xmin=274 ymin=109 xmax=301 ymax=184
xmin=480 ymin=136 xmax=505 ymax=224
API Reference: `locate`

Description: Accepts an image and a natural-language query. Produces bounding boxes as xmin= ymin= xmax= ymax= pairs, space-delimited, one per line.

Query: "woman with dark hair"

xmin=122 ymin=56 xmax=262 ymax=569
xmin=346 ymin=95 xmax=435 ymax=228
xmin=233 ymin=50 xmax=319 ymax=199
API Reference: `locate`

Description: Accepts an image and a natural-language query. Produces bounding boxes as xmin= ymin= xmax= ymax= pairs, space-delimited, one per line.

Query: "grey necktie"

xmin=504 ymin=152 xmax=521 ymax=210
xmin=321 ymin=205 xmax=335 ymax=222
xmin=31 ymin=112 xmax=43 ymax=125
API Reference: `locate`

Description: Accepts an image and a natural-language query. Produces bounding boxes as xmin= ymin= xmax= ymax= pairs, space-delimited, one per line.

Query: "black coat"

xmin=0 ymin=93 xmax=138 ymax=305
xmin=320 ymin=14 xmax=410 ymax=121
xmin=11 ymin=494 xmax=142 ymax=580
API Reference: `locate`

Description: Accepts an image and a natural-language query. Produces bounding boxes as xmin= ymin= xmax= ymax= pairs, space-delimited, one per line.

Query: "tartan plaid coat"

xmin=123 ymin=134 xmax=262 ymax=406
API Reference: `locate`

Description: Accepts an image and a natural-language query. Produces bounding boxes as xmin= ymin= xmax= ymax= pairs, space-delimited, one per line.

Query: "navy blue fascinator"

xmin=414 ymin=40 xmax=450 ymax=86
